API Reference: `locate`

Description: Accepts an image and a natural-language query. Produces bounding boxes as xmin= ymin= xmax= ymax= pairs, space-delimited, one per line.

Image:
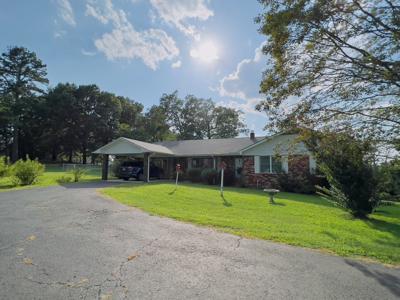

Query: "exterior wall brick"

xmin=242 ymin=156 xmax=279 ymax=188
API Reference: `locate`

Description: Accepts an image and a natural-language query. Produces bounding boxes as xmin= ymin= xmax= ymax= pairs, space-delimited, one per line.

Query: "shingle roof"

xmin=93 ymin=137 xmax=174 ymax=155
xmin=124 ymin=138 xmax=174 ymax=155
xmin=155 ymin=137 xmax=263 ymax=156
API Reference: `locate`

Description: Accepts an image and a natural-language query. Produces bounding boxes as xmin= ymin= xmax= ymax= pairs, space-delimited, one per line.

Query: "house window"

xmin=259 ymin=156 xmax=282 ymax=173
xmin=260 ymin=156 xmax=271 ymax=173
xmin=192 ymin=158 xmax=201 ymax=168
xmin=192 ymin=158 xmax=213 ymax=168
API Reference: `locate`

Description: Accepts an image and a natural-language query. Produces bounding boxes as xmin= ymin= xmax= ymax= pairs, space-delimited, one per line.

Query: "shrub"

xmin=0 ymin=156 xmax=9 ymax=177
xmin=70 ymin=167 xmax=86 ymax=182
xmin=56 ymin=176 xmax=72 ymax=184
xmin=187 ymin=168 xmax=203 ymax=182
xmin=277 ymin=171 xmax=326 ymax=194
xmin=11 ymin=157 xmax=45 ymax=186
xmin=219 ymin=169 xmax=235 ymax=186
xmin=201 ymin=168 xmax=218 ymax=185
xmin=306 ymin=131 xmax=380 ymax=218
xmin=378 ymin=159 xmax=400 ymax=202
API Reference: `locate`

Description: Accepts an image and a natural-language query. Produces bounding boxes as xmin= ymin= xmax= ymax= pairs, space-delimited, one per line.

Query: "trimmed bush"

xmin=277 ymin=171 xmax=316 ymax=194
xmin=219 ymin=169 xmax=235 ymax=186
xmin=11 ymin=157 xmax=44 ymax=186
xmin=0 ymin=156 xmax=8 ymax=178
xmin=187 ymin=168 xmax=203 ymax=183
xmin=201 ymin=168 xmax=218 ymax=185
xmin=70 ymin=167 xmax=86 ymax=182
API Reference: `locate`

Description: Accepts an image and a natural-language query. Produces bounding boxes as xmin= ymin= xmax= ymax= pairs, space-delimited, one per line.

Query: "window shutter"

xmin=254 ymin=156 xmax=260 ymax=173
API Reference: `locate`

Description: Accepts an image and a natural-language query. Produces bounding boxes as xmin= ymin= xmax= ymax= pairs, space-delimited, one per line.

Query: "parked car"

xmin=119 ymin=161 xmax=162 ymax=181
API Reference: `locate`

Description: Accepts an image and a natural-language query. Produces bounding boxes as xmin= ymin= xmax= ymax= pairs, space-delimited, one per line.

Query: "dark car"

xmin=119 ymin=161 xmax=162 ymax=181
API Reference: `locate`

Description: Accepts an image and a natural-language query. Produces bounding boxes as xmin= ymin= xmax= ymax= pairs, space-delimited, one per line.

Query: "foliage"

xmin=219 ymin=169 xmax=235 ymax=186
xmin=56 ymin=175 xmax=72 ymax=184
xmin=305 ymin=131 xmax=380 ymax=218
xmin=0 ymin=156 xmax=8 ymax=177
xmin=0 ymin=165 xmax=101 ymax=191
xmin=201 ymin=168 xmax=218 ymax=185
xmin=187 ymin=168 xmax=203 ymax=183
xmin=70 ymin=167 xmax=86 ymax=182
xmin=256 ymin=0 xmax=400 ymax=142
xmin=160 ymin=91 xmax=247 ymax=140
xmin=378 ymin=159 xmax=400 ymax=202
xmin=0 ymin=46 xmax=48 ymax=162
xmin=10 ymin=157 xmax=44 ymax=186
xmin=103 ymin=183 xmax=400 ymax=264
xmin=277 ymin=172 xmax=315 ymax=194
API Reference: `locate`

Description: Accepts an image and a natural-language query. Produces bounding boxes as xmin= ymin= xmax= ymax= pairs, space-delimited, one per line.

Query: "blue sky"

xmin=0 ymin=0 xmax=269 ymax=135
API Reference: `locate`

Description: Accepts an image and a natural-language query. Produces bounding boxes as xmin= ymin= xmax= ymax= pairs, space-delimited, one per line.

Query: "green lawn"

xmin=0 ymin=165 xmax=102 ymax=191
xmin=102 ymin=183 xmax=400 ymax=265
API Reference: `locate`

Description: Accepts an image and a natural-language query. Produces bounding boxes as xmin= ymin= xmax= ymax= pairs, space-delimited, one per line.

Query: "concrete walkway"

xmin=0 ymin=182 xmax=399 ymax=299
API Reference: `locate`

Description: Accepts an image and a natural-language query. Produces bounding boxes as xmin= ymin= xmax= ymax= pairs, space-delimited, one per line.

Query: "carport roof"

xmin=93 ymin=137 xmax=174 ymax=155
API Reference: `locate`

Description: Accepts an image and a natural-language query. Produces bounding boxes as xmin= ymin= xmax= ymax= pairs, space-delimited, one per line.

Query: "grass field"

xmin=102 ymin=183 xmax=400 ymax=265
xmin=0 ymin=164 xmax=102 ymax=191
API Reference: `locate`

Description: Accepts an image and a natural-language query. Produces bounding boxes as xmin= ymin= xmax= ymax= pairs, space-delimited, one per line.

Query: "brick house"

xmin=94 ymin=132 xmax=316 ymax=188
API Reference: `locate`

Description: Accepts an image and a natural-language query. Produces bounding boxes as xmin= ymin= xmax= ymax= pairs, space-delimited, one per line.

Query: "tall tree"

xmin=117 ymin=97 xmax=144 ymax=139
xmin=212 ymin=106 xmax=248 ymax=139
xmin=160 ymin=91 xmax=247 ymax=139
xmin=0 ymin=47 xmax=48 ymax=161
xmin=143 ymin=105 xmax=175 ymax=142
xmin=256 ymin=0 xmax=400 ymax=142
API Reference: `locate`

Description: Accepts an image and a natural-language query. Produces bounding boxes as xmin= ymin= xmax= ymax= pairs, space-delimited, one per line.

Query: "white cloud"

xmin=216 ymin=42 xmax=267 ymax=115
xmin=56 ymin=0 xmax=76 ymax=26
xmin=149 ymin=0 xmax=213 ymax=39
xmin=81 ymin=49 xmax=97 ymax=56
xmin=86 ymin=0 xmax=179 ymax=70
xmin=171 ymin=60 xmax=182 ymax=68
xmin=53 ymin=30 xmax=66 ymax=39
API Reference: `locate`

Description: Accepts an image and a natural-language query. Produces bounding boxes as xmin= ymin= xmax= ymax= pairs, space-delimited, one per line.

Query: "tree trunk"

xmin=82 ymin=149 xmax=87 ymax=164
xmin=11 ymin=126 xmax=19 ymax=162
xmin=51 ymin=145 xmax=57 ymax=162
xmin=68 ymin=150 xmax=73 ymax=163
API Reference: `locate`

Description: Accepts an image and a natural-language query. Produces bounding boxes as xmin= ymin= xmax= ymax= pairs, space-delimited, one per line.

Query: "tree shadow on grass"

xmin=363 ymin=218 xmax=400 ymax=243
xmin=374 ymin=206 xmax=400 ymax=220
xmin=345 ymin=259 xmax=400 ymax=297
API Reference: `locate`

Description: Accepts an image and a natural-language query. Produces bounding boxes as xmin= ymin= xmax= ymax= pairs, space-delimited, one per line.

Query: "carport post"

xmin=143 ymin=152 xmax=150 ymax=183
xmin=102 ymin=154 xmax=109 ymax=180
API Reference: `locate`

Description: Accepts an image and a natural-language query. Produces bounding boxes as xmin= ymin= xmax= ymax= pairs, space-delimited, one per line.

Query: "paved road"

xmin=0 ymin=183 xmax=399 ymax=300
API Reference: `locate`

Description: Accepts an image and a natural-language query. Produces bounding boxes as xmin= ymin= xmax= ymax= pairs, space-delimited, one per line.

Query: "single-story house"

xmin=93 ymin=132 xmax=316 ymax=188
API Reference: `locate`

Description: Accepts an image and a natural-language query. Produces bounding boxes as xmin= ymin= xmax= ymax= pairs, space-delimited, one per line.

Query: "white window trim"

xmin=256 ymin=155 xmax=284 ymax=174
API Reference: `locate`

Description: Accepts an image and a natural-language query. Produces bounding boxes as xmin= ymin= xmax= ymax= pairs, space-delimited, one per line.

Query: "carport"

xmin=93 ymin=137 xmax=174 ymax=182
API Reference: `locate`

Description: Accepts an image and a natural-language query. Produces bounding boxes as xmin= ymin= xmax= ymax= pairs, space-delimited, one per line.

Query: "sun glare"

xmin=190 ymin=41 xmax=219 ymax=63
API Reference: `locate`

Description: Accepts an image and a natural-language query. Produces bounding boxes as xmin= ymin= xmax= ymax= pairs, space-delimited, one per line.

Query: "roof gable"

xmin=93 ymin=137 xmax=173 ymax=155
xmin=240 ymin=134 xmax=309 ymax=155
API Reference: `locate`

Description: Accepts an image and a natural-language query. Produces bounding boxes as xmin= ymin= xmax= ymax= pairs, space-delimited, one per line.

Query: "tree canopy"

xmin=160 ymin=91 xmax=247 ymax=140
xmin=0 ymin=46 xmax=48 ymax=161
xmin=256 ymin=0 xmax=400 ymax=142
xmin=0 ymin=47 xmax=247 ymax=163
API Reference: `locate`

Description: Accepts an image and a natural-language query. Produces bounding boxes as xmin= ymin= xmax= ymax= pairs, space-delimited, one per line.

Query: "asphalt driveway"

xmin=0 ymin=182 xmax=399 ymax=300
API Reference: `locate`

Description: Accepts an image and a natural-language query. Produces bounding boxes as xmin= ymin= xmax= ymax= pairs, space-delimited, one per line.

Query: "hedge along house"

xmin=93 ymin=132 xmax=317 ymax=187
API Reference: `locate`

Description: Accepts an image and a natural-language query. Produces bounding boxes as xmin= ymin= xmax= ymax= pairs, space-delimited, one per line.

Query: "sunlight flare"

xmin=190 ymin=40 xmax=219 ymax=63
